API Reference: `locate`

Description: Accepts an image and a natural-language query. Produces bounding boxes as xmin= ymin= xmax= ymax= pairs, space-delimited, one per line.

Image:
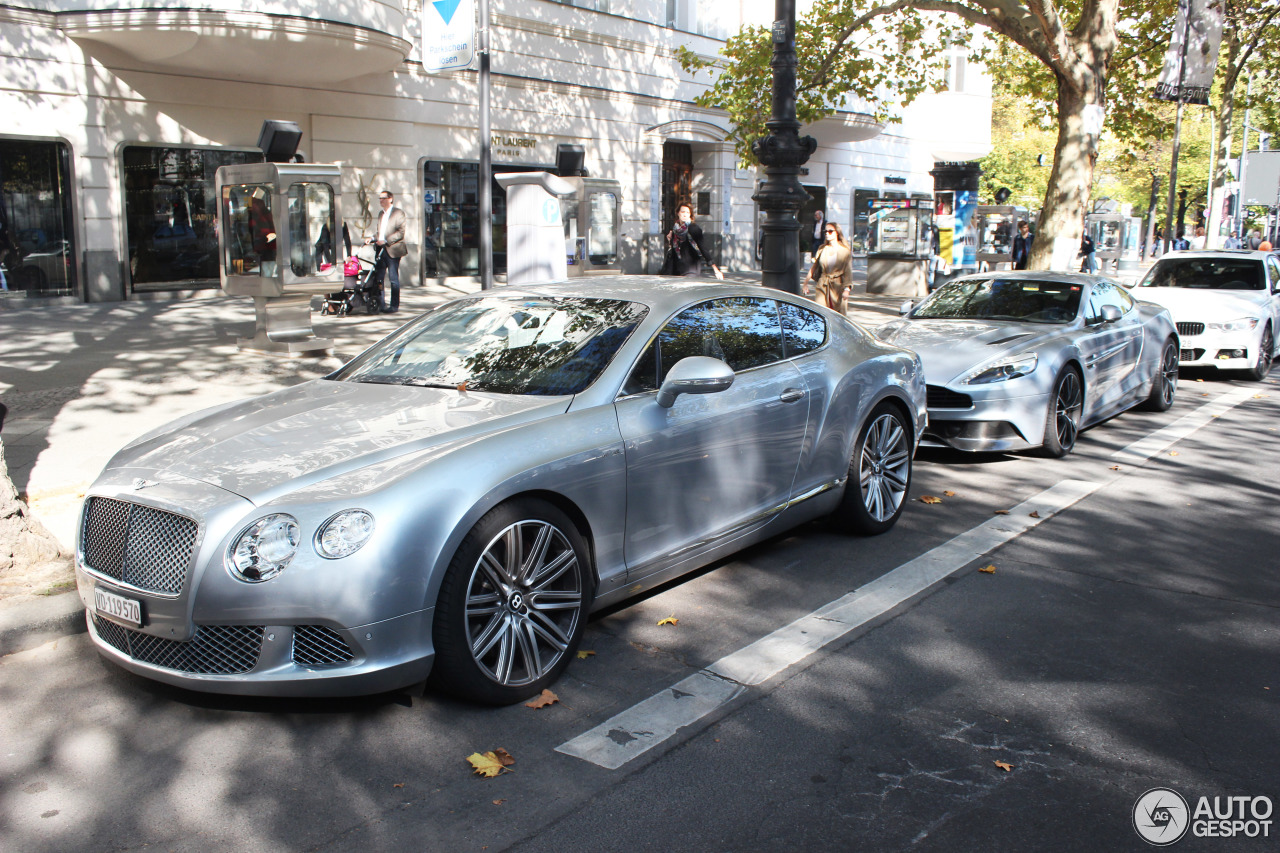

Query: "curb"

xmin=0 ymin=590 xmax=86 ymax=657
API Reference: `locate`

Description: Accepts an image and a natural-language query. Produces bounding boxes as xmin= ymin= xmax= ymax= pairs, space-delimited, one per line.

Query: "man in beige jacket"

xmin=368 ymin=190 xmax=408 ymax=313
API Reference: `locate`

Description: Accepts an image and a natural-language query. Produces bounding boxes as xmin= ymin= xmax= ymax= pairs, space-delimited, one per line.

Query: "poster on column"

xmin=954 ymin=190 xmax=979 ymax=270
xmin=423 ymin=0 xmax=477 ymax=73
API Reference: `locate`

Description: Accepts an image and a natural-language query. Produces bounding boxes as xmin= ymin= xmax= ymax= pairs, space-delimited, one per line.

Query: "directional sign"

xmin=423 ymin=0 xmax=475 ymax=73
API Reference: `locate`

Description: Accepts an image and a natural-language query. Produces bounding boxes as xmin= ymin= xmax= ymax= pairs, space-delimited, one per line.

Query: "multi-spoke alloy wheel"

xmin=1142 ymin=339 xmax=1179 ymax=411
xmin=1041 ymin=368 xmax=1083 ymax=457
xmin=1247 ymin=326 xmax=1273 ymax=381
xmin=832 ymin=402 xmax=913 ymax=536
xmin=464 ymin=519 xmax=583 ymax=688
xmin=433 ymin=500 xmax=589 ymax=704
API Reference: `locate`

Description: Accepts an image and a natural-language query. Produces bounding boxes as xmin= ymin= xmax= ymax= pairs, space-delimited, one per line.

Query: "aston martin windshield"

xmin=332 ymin=296 xmax=648 ymax=395
xmin=1138 ymin=258 xmax=1265 ymax=290
xmin=912 ymin=278 xmax=1083 ymax=324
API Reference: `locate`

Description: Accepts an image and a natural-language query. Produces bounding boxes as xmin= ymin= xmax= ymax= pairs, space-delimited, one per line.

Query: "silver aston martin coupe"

xmin=876 ymin=272 xmax=1178 ymax=456
xmin=76 ymin=279 xmax=926 ymax=703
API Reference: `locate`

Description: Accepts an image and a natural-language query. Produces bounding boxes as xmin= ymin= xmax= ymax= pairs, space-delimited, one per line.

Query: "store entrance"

xmin=1 ymin=139 xmax=77 ymax=299
xmin=660 ymin=141 xmax=692 ymax=237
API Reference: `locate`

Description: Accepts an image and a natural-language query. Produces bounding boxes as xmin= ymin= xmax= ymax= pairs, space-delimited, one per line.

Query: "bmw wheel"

xmin=432 ymin=499 xmax=591 ymax=704
xmin=1246 ymin=325 xmax=1273 ymax=382
xmin=831 ymin=402 xmax=912 ymax=536
xmin=1040 ymin=367 xmax=1083 ymax=458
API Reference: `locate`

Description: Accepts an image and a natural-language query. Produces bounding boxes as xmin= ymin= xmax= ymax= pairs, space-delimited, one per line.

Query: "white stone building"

xmin=0 ymin=0 xmax=991 ymax=303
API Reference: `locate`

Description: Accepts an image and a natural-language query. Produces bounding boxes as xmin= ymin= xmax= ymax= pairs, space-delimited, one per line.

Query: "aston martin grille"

xmin=92 ymin=615 xmax=262 ymax=674
xmin=1177 ymin=322 xmax=1205 ymax=336
xmin=81 ymin=497 xmax=197 ymax=595
xmin=926 ymin=385 xmax=974 ymax=409
xmin=292 ymin=626 xmax=355 ymax=666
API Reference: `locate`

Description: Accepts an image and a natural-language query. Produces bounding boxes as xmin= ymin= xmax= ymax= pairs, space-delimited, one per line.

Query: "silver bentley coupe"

xmin=875 ymin=272 xmax=1178 ymax=457
xmin=76 ymin=279 xmax=926 ymax=704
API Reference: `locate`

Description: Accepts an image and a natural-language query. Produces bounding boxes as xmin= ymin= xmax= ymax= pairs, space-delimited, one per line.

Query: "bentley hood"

xmin=875 ymin=319 xmax=1052 ymax=385
xmin=106 ymin=379 xmax=571 ymax=504
xmin=1131 ymin=287 xmax=1270 ymax=322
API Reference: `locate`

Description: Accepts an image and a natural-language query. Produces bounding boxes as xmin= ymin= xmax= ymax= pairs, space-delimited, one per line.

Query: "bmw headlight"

xmin=1207 ymin=317 xmax=1258 ymax=332
xmin=964 ymin=354 xmax=1039 ymax=385
xmin=315 ymin=509 xmax=375 ymax=559
xmin=227 ymin=514 xmax=300 ymax=582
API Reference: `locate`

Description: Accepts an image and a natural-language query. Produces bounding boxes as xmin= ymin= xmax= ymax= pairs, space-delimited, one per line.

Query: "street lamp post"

xmin=751 ymin=0 xmax=816 ymax=294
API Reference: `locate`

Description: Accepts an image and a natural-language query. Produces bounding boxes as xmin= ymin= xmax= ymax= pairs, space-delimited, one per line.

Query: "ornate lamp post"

xmin=752 ymin=0 xmax=816 ymax=294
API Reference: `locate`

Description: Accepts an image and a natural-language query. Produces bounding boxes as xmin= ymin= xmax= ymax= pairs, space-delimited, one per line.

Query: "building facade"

xmin=0 ymin=0 xmax=991 ymax=303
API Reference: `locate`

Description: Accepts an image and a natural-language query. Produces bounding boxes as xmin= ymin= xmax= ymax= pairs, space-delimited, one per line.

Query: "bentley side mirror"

xmin=656 ymin=356 xmax=735 ymax=408
xmin=899 ymin=300 xmax=914 ymax=316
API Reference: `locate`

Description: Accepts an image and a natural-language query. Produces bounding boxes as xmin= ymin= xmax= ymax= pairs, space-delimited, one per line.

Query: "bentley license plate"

xmin=94 ymin=587 xmax=142 ymax=627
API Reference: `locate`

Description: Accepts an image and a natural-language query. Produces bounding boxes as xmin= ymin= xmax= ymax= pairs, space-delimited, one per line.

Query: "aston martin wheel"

xmin=1140 ymin=338 xmax=1179 ymax=412
xmin=1245 ymin=325 xmax=1273 ymax=382
xmin=831 ymin=402 xmax=912 ymax=536
xmin=1040 ymin=367 xmax=1083 ymax=458
xmin=432 ymin=499 xmax=591 ymax=705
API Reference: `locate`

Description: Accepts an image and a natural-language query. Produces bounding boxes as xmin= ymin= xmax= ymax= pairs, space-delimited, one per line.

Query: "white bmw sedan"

xmin=1133 ymin=250 xmax=1280 ymax=380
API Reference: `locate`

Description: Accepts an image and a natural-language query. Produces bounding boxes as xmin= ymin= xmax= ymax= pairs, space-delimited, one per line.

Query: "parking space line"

xmin=1112 ymin=386 xmax=1255 ymax=464
xmin=557 ymin=479 xmax=1099 ymax=770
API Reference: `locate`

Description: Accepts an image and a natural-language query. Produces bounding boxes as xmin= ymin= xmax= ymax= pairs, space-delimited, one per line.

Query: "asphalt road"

xmin=1 ymin=370 xmax=1276 ymax=853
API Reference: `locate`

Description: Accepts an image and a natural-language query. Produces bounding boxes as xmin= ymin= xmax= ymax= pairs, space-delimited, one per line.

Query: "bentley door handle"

xmin=779 ymin=388 xmax=805 ymax=403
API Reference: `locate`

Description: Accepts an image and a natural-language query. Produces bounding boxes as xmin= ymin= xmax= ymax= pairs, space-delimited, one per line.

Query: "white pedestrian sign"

xmin=423 ymin=0 xmax=476 ymax=73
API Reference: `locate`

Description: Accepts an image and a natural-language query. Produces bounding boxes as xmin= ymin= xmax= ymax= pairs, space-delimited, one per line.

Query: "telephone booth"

xmin=1086 ymin=213 xmax=1141 ymax=273
xmin=560 ymin=177 xmax=621 ymax=276
xmin=216 ymin=162 xmax=343 ymax=354
xmin=867 ymin=199 xmax=934 ymax=296
xmin=975 ymin=205 xmax=1028 ymax=270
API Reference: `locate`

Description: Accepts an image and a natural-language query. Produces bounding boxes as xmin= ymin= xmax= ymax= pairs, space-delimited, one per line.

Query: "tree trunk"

xmin=0 ymin=438 xmax=72 ymax=597
xmin=1029 ymin=79 xmax=1098 ymax=271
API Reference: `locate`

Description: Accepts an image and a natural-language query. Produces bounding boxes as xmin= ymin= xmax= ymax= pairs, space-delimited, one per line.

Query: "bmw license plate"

xmin=94 ymin=587 xmax=142 ymax=627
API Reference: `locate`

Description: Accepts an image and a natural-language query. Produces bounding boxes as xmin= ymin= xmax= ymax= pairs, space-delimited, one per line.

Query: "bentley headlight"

xmin=227 ymin=514 xmax=300 ymax=582
xmin=964 ymin=354 xmax=1038 ymax=384
xmin=1207 ymin=317 xmax=1258 ymax=332
xmin=316 ymin=510 xmax=375 ymax=559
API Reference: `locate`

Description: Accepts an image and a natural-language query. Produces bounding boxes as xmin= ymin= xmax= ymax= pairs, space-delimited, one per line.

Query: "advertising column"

xmin=930 ymin=162 xmax=982 ymax=279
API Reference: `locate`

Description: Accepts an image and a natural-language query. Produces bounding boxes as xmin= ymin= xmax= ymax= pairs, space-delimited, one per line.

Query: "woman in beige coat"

xmin=804 ymin=221 xmax=853 ymax=313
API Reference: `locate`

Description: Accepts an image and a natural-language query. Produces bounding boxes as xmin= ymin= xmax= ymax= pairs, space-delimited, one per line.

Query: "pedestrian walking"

xmin=1079 ymin=232 xmax=1097 ymax=273
xmin=803 ymin=221 xmax=853 ymax=313
xmin=1011 ymin=221 xmax=1033 ymax=270
xmin=661 ymin=203 xmax=724 ymax=279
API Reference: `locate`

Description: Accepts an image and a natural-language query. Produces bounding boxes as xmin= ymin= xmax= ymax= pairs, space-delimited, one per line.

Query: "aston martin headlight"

xmin=316 ymin=510 xmax=375 ymax=559
xmin=227 ymin=514 xmax=300 ymax=582
xmin=1207 ymin=317 xmax=1258 ymax=332
xmin=964 ymin=354 xmax=1039 ymax=384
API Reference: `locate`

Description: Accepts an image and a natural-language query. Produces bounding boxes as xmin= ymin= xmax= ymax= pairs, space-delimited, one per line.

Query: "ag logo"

xmin=1134 ymin=787 xmax=1190 ymax=845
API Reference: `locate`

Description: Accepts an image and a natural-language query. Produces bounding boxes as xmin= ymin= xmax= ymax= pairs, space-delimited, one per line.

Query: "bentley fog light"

xmin=1208 ymin=317 xmax=1258 ymax=332
xmin=965 ymin=354 xmax=1038 ymax=385
xmin=316 ymin=509 xmax=375 ymax=559
xmin=227 ymin=514 xmax=300 ymax=582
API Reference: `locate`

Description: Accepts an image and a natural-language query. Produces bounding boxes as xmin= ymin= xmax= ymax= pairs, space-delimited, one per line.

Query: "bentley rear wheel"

xmin=831 ymin=402 xmax=912 ymax=536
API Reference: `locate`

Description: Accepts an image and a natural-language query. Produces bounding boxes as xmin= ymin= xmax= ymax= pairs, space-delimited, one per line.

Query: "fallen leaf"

xmin=1196 ymin=378 xmax=1204 ymax=382
xmin=492 ymin=799 xmax=506 ymax=806
xmin=1169 ymin=451 xmax=1179 ymax=456
xmin=457 ymin=382 xmax=468 ymax=392
xmin=468 ymin=749 xmax=515 ymax=778
xmin=943 ymin=490 xmax=956 ymax=497
xmin=393 ymin=783 xmax=404 ymax=789
xmin=994 ymin=761 xmax=1014 ymax=772
xmin=920 ymin=495 xmax=943 ymax=504
xmin=525 ymin=689 xmax=559 ymax=709
xmin=577 ymin=650 xmax=596 ymax=659
xmin=657 ymin=615 xmax=678 ymax=626
xmin=979 ymin=565 xmax=996 ymax=574
xmin=1110 ymin=465 xmax=1121 ymax=471
xmin=1028 ymin=510 xmax=1040 ymax=518
xmin=993 ymin=509 xmax=1010 ymax=515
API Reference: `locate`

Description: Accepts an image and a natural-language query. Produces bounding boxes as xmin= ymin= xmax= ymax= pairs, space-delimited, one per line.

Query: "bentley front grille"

xmin=926 ymin=385 xmax=974 ymax=410
xmin=81 ymin=497 xmax=198 ymax=595
xmin=1177 ymin=322 xmax=1205 ymax=337
xmin=292 ymin=626 xmax=356 ymax=667
xmin=92 ymin=615 xmax=262 ymax=674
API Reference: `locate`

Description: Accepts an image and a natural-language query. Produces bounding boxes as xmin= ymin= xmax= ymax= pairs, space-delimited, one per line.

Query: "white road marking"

xmin=558 ymin=389 xmax=1256 ymax=770
xmin=558 ymin=480 xmax=1098 ymax=769
xmin=1112 ymin=386 xmax=1254 ymax=464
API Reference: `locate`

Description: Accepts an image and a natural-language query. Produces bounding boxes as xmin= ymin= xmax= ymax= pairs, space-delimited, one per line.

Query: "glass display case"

xmin=868 ymin=199 xmax=933 ymax=259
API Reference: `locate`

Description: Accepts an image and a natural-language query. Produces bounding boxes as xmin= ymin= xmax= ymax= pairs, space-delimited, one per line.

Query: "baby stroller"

xmin=321 ymin=244 xmax=384 ymax=316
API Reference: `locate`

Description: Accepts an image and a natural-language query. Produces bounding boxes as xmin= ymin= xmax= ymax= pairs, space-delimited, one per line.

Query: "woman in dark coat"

xmin=664 ymin=203 xmax=724 ymax=279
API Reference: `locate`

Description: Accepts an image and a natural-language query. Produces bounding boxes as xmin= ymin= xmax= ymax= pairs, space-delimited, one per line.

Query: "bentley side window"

xmin=779 ymin=301 xmax=827 ymax=357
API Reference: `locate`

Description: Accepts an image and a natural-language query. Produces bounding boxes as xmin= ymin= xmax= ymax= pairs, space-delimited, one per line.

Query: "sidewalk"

xmin=0 ymin=274 xmax=907 ymax=653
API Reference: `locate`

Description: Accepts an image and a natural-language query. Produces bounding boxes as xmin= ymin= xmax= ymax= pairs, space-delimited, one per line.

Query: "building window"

xmin=851 ymin=189 xmax=879 ymax=253
xmin=423 ymin=161 xmax=552 ymax=277
xmin=1 ymin=138 xmax=77 ymax=299
xmin=555 ymin=0 xmax=611 ymax=10
xmin=122 ymin=145 xmax=262 ymax=292
xmin=667 ymin=0 xmax=732 ymax=39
